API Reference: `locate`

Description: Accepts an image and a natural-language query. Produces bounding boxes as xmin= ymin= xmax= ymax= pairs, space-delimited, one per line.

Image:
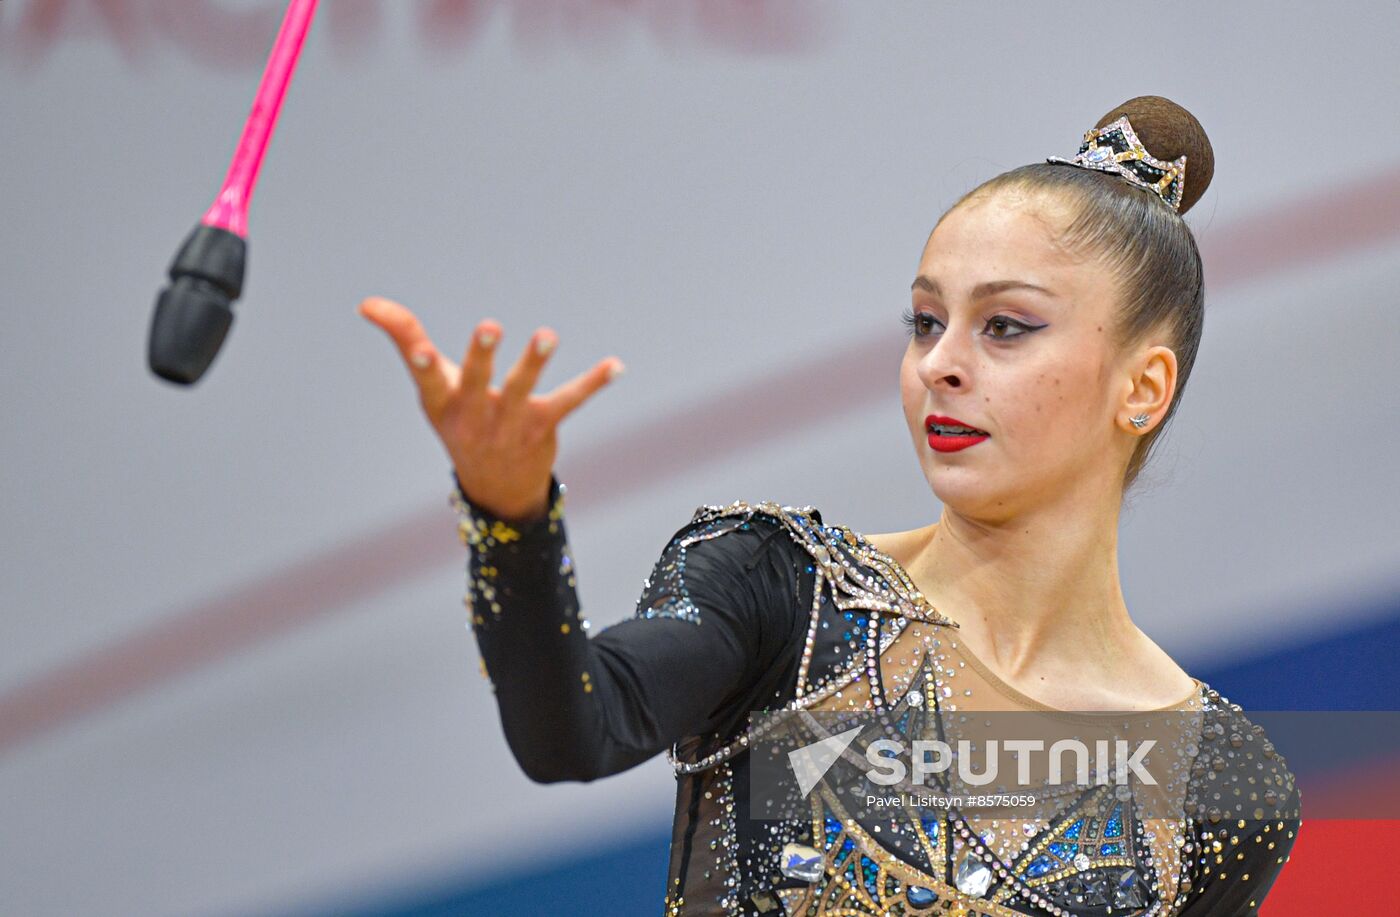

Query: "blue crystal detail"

xmin=1063 ymin=818 xmax=1084 ymax=840
xmin=907 ymin=885 xmax=938 ymax=905
xmin=1025 ymin=855 xmax=1057 ymax=878
xmin=1048 ymin=842 xmax=1077 ymax=860
xmin=1104 ymin=804 xmax=1124 ymax=838
xmin=1100 ymin=842 xmax=1124 ymax=856
xmin=861 ymin=855 xmax=880 ymax=895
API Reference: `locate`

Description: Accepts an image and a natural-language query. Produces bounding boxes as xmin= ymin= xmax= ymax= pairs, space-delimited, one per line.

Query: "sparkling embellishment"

xmin=1047 ymin=114 xmax=1189 ymax=211
xmin=906 ymin=885 xmax=938 ymax=906
xmin=1116 ymin=866 xmax=1149 ymax=908
xmin=633 ymin=516 xmax=756 ymax=624
xmin=779 ymin=842 xmax=825 ymax=883
xmin=954 ymin=852 xmax=992 ymax=897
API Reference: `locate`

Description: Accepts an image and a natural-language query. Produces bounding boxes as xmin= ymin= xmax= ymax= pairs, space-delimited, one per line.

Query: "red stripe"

xmin=3 ymin=166 xmax=1400 ymax=756
xmin=1265 ymin=820 xmax=1399 ymax=914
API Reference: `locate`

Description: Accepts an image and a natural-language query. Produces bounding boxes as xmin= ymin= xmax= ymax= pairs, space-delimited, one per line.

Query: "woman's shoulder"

xmin=1185 ymin=682 xmax=1301 ymax=821
xmin=639 ymin=495 xmax=831 ymax=595
xmin=660 ymin=495 xmax=832 ymax=561
xmin=650 ymin=495 xmax=852 ymax=597
xmin=680 ymin=497 xmax=929 ymax=579
xmin=632 ymin=497 xmax=828 ymax=631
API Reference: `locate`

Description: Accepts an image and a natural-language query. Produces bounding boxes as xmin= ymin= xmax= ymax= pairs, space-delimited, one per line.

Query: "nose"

xmin=915 ymin=323 xmax=972 ymax=391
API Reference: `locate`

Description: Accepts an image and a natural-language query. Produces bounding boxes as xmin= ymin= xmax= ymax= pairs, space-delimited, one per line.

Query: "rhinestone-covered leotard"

xmin=450 ymin=472 xmax=1300 ymax=916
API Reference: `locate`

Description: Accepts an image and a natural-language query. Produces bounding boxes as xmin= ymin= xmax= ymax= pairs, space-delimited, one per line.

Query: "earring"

xmin=1129 ymin=413 xmax=1151 ymax=429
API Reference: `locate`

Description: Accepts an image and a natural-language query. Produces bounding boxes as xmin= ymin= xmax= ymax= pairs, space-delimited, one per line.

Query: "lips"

xmin=926 ymin=414 xmax=988 ymax=435
xmin=925 ymin=413 xmax=989 ymax=453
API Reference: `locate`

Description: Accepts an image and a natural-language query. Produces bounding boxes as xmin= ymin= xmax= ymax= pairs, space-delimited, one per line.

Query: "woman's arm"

xmin=357 ymin=298 xmax=804 ymax=781
xmin=453 ymin=470 xmax=805 ymax=784
xmin=1174 ymin=813 xmax=1300 ymax=916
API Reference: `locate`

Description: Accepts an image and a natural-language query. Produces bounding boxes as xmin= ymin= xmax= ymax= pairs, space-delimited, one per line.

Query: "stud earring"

xmin=1129 ymin=413 xmax=1151 ymax=429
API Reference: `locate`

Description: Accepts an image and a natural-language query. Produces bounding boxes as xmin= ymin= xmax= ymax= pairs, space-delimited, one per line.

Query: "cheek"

xmin=994 ymin=360 xmax=1100 ymax=444
xmin=1020 ymin=363 xmax=1105 ymax=434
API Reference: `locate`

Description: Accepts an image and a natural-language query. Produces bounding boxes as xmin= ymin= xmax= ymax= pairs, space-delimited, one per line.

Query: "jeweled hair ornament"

xmin=1047 ymin=114 xmax=1188 ymax=212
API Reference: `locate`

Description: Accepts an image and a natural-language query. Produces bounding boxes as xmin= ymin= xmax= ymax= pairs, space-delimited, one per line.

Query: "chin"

xmin=922 ymin=462 xmax=1018 ymax=521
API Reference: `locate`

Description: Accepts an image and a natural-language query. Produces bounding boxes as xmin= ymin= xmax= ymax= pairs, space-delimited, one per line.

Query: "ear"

xmin=1119 ymin=344 xmax=1177 ymax=433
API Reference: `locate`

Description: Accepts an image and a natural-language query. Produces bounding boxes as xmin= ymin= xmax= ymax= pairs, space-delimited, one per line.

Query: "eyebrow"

xmin=910 ymin=275 xmax=1055 ymax=300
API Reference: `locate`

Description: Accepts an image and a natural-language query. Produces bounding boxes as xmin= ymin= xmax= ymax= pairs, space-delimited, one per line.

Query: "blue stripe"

xmin=307 ymin=829 xmax=670 ymax=917
xmin=1192 ymin=597 xmax=1400 ymax=711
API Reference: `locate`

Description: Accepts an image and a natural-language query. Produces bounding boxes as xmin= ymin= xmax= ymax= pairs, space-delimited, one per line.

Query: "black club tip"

xmin=148 ymin=224 xmax=247 ymax=385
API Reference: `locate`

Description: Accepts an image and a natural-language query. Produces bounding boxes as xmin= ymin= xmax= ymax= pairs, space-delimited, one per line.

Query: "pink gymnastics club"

xmin=148 ymin=0 xmax=320 ymax=385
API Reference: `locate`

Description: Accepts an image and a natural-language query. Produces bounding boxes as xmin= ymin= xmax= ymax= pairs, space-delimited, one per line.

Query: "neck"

xmin=909 ymin=475 xmax=1139 ymax=685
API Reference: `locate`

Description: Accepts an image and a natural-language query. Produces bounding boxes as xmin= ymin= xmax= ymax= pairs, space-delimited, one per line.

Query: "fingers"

xmin=360 ymin=299 xmax=624 ymax=433
xmin=459 ymin=318 xmax=502 ymax=398
xmin=543 ymin=356 xmax=626 ymax=425
xmin=357 ymin=296 xmax=456 ymax=416
xmin=498 ymin=327 xmax=558 ymax=410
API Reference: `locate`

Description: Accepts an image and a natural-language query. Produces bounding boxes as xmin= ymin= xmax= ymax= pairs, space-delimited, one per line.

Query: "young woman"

xmin=359 ymin=95 xmax=1299 ymax=916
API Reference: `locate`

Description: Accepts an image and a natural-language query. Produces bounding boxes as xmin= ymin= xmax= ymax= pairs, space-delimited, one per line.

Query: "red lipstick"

xmin=925 ymin=413 xmax=990 ymax=453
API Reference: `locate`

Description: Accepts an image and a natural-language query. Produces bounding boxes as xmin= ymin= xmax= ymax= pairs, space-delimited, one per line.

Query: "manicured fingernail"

xmin=608 ymin=360 xmax=626 ymax=379
xmin=535 ymin=336 xmax=556 ymax=356
xmin=411 ymin=350 xmax=433 ymax=369
xmin=478 ymin=330 xmax=496 ymax=347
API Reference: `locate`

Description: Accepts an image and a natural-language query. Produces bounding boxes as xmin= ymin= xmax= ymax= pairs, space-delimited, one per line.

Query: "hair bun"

xmin=1094 ymin=95 xmax=1214 ymax=214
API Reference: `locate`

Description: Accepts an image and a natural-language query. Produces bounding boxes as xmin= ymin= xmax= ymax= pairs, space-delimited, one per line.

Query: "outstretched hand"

xmin=358 ymin=296 xmax=624 ymax=522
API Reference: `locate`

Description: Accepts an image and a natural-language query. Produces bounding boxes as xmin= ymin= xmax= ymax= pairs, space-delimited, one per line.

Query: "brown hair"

xmin=943 ymin=96 xmax=1215 ymax=492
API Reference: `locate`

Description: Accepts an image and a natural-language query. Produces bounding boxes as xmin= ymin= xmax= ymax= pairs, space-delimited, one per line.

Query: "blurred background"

xmin=2 ymin=2 xmax=1398 ymax=914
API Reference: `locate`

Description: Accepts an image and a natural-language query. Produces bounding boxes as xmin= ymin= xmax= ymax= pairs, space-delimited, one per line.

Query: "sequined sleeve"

xmin=1173 ymin=690 xmax=1302 ymax=915
xmin=450 ymin=470 xmax=807 ymax=785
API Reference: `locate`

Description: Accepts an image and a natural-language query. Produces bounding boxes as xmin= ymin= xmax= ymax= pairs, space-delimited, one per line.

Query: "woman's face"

xmin=901 ymin=187 xmax=1151 ymax=521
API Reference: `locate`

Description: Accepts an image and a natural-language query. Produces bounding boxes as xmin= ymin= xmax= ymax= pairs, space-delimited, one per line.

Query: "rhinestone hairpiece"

xmin=1046 ymin=114 xmax=1188 ymax=212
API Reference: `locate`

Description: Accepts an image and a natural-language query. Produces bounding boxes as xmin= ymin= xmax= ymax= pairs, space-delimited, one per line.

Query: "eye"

xmin=984 ymin=315 xmax=1042 ymax=339
xmin=902 ymin=308 xmax=1045 ymax=341
xmin=900 ymin=307 xmax=942 ymax=338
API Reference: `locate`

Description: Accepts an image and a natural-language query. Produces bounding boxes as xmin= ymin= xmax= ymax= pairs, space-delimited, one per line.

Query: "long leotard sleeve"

xmin=1175 ymin=815 xmax=1299 ymax=916
xmin=450 ymin=470 xmax=808 ymax=784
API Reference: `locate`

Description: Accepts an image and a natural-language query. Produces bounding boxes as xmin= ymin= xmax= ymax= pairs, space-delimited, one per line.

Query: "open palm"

xmin=358 ymin=296 xmax=624 ymax=522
